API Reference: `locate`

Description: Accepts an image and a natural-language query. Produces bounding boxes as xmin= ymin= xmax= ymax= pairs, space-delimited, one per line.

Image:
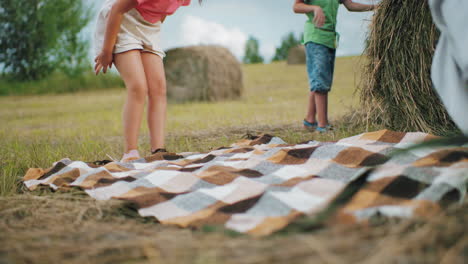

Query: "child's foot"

xmin=120 ymin=149 xmax=140 ymax=163
xmin=151 ymin=148 xmax=168 ymax=155
xmin=303 ymin=119 xmax=318 ymax=131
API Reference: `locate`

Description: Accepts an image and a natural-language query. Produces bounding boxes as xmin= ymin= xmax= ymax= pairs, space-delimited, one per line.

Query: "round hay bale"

xmin=360 ymin=0 xmax=456 ymax=134
xmin=287 ymin=45 xmax=306 ymax=65
xmin=164 ymin=45 xmax=243 ymax=102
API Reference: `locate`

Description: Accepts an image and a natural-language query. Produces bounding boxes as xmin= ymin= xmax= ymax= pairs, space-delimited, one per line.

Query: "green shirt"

xmin=302 ymin=0 xmax=342 ymax=49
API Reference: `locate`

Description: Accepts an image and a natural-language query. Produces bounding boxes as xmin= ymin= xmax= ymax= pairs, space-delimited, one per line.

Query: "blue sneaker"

xmin=303 ymin=119 xmax=318 ymax=130
xmin=316 ymin=126 xmax=329 ymax=133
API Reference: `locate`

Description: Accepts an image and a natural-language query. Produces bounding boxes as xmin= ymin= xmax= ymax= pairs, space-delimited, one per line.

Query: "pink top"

xmin=135 ymin=0 xmax=191 ymax=23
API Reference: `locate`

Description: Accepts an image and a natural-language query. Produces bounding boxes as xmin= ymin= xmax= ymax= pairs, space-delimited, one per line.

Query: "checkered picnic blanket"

xmin=23 ymin=130 xmax=468 ymax=236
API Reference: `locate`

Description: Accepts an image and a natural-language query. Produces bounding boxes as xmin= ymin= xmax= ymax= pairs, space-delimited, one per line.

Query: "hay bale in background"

xmin=287 ymin=45 xmax=306 ymax=65
xmin=164 ymin=45 xmax=243 ymax=102
xmin=360 ymin=0 xmax=456 ymax=134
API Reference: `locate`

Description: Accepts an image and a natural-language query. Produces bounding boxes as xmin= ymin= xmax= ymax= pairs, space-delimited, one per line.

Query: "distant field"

xmin=0 ymin=57 xmax=366 ymax=196
xmin=0 ymin=72 xmax=124 ymax=96
xmin=0 ymin=57 xmax=364 ymax=134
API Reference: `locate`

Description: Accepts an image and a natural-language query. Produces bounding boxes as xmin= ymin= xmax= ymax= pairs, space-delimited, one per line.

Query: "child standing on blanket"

xmin=94 ymin=0 xmax=195 ymax=162
xmin=293 ymin=0 xmax=376 ymax=132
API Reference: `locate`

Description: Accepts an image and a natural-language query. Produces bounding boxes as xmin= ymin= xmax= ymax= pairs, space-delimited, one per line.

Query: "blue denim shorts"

xmin=305 ymin=42 xmax=336 ymax=93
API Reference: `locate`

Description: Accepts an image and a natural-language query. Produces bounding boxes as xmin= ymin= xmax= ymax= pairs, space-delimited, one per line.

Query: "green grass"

xmin=0 ymin=71 xmax=124 ymax=96
xmin=0 ymin=58 xmax=368 ymax=196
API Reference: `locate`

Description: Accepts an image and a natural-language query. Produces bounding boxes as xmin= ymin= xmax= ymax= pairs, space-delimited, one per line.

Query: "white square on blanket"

xmin=230 ymin=152 xmax=254 ymax=160
xmin=144 ymin=170 xmax=180 ymax=186
xmin=225 ymin=215 xmax=265 ymax=233
xmin=185 ymin=153 xmax=208 ymax=160
xmin=133 ymin=162 xmax=158 ymax=170
xmin=199 ymin=183 xmax=238 ymax=200
xmin=68 ymin=161 xmax=92 ymax=170
xmin=272 ymin=165 xmax=310 ymax=180
xmin=139 ymin=201 xmax=191 ymax=220
xmin=303 ymin=158 xmax=333 ymax=175
xmin=85 ymin=181 xmax=133 ymax=200
xmin=271 ymin=188 xmax=324 ymax=212
xmin=215 ymin=160 xmax=245 ymax=167
xmin=220 ymin=177 xmax=267 ymax=204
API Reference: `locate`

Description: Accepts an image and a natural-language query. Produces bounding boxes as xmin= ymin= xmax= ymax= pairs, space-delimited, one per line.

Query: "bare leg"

xmin=141 ymin=52 xmax=166 ymax=152
xmin=305 ymin=91 xmax=317 ymax=123
xmin=114 ymin=50 xmax=148 ymax=153
xmin=315 ymin=92 xmax=329 ymax=127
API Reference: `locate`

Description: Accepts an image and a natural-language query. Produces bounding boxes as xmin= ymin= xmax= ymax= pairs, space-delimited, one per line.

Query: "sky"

xmin=86 ymin=0 xmax=379 ymax=61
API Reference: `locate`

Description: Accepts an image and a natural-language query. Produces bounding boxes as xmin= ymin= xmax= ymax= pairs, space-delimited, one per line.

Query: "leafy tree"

xmin=0 ymin=0 xmax=91 ymax=81
xmin=243 ymin=36 xmax=264 ymax=64
xmin=272 ymin=32 xmax=303 ymax=61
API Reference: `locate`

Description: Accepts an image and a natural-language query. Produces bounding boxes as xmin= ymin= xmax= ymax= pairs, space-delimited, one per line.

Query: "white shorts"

xmin=93 ymin=0 xmax=165 ymax=58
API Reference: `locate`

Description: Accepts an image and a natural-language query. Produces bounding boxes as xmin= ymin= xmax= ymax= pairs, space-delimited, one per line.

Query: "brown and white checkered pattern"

xmin=23 ymin=130 xmax=468 ymax=236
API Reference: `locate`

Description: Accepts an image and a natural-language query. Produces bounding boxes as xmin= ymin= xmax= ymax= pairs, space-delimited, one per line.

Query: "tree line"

xmin=0 ymin=0 xmax=91 ymax=81
xmin=243 ymin=32 xmax=303 ymax=64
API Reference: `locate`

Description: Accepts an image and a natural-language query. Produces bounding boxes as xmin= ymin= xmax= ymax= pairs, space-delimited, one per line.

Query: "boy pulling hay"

xmin=293 ymin=0 xmax=376 ymax=132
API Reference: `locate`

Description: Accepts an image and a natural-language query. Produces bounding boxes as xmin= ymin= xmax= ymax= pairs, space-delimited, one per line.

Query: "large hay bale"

xmin=287 ymin=45 xmax=306 ymax=65
xmin=360 ymin=0 xmax=456 ymax=134
xmin=164 ymin=45 xmax=243 ymax=102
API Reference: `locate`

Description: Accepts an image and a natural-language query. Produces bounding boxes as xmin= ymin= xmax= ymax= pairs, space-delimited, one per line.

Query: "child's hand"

xmin=94 ymin=51 xmax=113 ymax=75
xmin=313 ymin=7 xmax=325 ymax=28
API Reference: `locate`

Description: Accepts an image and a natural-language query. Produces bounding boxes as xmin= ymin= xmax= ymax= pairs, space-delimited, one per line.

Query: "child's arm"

xmin=342 ymin=0 xmax=376 ymax=12
xmin=95 ymin=0 xmax=137 ymax=75
xmin=293 ymin=0 xmax=325 ymax=28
